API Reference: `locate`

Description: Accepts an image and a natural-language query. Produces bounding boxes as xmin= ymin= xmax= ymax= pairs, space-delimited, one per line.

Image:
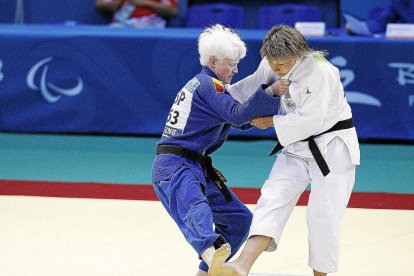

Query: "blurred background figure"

xmin=346 ymin=0 xmax=414 ymax=35
xmin=96 ymin=0 xmax=178 ymax=28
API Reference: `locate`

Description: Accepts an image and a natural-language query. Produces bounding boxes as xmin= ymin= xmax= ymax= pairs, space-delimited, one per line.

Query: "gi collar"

xmin=201 ymin=66 xmax=227 ymax=94
xmin=201 ymin=66 xmax=220 ymax=80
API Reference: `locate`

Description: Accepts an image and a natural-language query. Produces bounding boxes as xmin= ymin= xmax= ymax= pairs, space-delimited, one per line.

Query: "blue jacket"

xmin=367 ymin=0 xmax=414 ymax=33
xmin=158 ymin=66 xmax=279 ymax=155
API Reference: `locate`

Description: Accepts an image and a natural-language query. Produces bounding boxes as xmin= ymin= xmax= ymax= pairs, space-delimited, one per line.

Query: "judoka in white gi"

xmin=218 ymin=25 xmax=361 ymax=276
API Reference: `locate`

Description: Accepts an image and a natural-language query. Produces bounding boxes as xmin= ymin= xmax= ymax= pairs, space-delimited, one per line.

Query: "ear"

xmin=208 ymin=56 xmax=217 ymax=68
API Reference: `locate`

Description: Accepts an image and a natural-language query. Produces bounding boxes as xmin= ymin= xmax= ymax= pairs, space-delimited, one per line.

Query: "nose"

xmin=233 ymin=64 xmax=238 ymax=74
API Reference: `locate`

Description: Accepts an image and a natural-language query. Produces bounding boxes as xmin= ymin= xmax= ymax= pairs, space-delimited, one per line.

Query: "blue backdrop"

xmin=0 ymin=24 xmax=413 ymax=141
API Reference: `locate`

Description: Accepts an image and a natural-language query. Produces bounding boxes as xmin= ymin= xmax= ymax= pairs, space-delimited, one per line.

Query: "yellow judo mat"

xmin=1 ymin=196 xmax=413 ymax=276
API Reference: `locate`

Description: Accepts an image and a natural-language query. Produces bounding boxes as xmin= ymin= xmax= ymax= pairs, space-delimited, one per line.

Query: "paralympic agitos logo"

xmin=26 ymin=57 xmax=83 ymax=103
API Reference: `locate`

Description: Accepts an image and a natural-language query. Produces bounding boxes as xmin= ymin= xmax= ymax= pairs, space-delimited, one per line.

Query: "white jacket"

xmin=227 ymin=55 xmax=360 ymax=165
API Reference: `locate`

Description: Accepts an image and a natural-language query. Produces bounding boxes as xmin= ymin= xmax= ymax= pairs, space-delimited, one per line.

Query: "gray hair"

xmin=198 ymin=24 xmax=247 ymax=66
xmin=260 ymin=25 xmax=327 ymax=62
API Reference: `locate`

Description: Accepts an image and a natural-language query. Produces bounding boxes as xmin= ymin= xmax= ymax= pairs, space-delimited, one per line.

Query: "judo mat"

xmin=0 ymin=133 xmax=413 ymax=275
xmin=1 ymin=197 xmax=412 ymax=276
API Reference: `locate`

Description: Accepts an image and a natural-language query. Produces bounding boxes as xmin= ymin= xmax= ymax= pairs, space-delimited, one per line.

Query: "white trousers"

xmin=249 ymin=137 xmax=355 ymax=273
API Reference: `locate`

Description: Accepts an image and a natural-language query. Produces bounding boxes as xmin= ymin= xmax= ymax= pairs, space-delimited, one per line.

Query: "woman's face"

xmin=211 ymin=57 xmax=240 ymax=84
xmin=268 ymin=58 xmax=296 ymax=77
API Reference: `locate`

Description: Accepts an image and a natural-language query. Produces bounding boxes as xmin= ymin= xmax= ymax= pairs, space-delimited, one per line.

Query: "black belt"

xmin=156 ymin=145 xmax=233 ymax=202
xmin=269 ymin=118 xmax=354 ymax=177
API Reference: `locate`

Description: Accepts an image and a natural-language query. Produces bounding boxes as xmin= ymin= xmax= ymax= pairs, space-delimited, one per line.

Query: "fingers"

xmin=279 ymin=80 xmax=290 ymax=90
xmin=280 ymin=79 xmax=291 ymax=85
xmin=250 ymin=119 xmax=261 ymax=129
xmin=270 ymin=79 xmax=291 ymax=96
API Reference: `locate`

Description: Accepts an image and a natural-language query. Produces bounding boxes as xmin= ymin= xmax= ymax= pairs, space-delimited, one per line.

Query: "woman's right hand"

xmin=269 ymin=79 xmax=290 ymax=96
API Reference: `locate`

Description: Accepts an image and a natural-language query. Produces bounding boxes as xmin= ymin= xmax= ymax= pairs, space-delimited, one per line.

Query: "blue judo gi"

xmin=152 ymin=67 xmax=279 ymax=272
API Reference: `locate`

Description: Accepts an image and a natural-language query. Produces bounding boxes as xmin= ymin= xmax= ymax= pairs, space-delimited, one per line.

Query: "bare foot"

xmin=219 ymin=262 xmax=248 ymax=276
xmin=208 ymin=243 xmax=231 ymax=276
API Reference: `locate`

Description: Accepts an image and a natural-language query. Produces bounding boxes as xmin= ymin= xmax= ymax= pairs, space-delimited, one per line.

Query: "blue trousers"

xmin=152 ymin=154 xmax=252 ymax=272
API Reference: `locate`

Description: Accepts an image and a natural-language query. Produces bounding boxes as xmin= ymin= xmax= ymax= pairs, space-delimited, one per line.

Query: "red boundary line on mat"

xmin=1 ymin=179 xmax=413 ymax=210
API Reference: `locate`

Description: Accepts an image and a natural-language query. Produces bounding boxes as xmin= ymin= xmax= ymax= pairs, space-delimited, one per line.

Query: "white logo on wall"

xmin=0 ymin=59 xmax=4 ymax=82
xmin=330 ymin=56 xmax=382 ymax=107
xmin=26 ymin=57 xmax=83 ymax=103
xmin=388 ymin=63 xmax=414 ymax=86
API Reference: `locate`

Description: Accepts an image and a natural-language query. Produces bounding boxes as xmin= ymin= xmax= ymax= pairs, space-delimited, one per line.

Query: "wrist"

xmin=264 ymin=87 xmax=274 ymax=97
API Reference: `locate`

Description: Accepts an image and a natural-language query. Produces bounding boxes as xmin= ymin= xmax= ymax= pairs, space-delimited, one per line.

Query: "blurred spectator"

xmin=346 ymin=0 xmax=414 ymax=34
xmin=96 ymin=0 xmax=178 ymax=28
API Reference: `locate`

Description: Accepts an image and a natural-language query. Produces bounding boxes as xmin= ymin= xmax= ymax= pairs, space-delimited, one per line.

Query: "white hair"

xmin=198 ymin=24 xmax=247 ymax=66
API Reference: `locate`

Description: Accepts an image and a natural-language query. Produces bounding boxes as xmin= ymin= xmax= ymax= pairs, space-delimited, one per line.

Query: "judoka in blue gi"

xmin=151 ymin=24 xmax=281 ymax=275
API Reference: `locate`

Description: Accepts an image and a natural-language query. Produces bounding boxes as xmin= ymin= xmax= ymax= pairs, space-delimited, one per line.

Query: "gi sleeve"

xmin=227 ymin=58 xmax=277 ymax=103
xmin=273 ymin=63 xmax=332 ymax=146
xmin=198 ymin=80 xmax=279 ymax=126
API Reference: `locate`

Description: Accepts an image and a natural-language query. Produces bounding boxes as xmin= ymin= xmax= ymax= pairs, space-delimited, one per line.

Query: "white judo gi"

xmin=227 ymin=55 xmax=360 ymax=273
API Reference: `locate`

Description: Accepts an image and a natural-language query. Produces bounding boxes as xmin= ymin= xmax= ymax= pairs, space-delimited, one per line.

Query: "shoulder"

xmin=195 ymin=74 xmax=225 ymax=94
xmin=306 ymin=54 xmax=328 ymax=67
xmin=194 ymin=73 xmax=211 ymax=87
xmin=302 ymin=56 xmax=340 ymax=88
xmin=182 ymin=77 xmax=201 ymax=94
xmin=307 ymin=54 xmax=338 ymax=76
